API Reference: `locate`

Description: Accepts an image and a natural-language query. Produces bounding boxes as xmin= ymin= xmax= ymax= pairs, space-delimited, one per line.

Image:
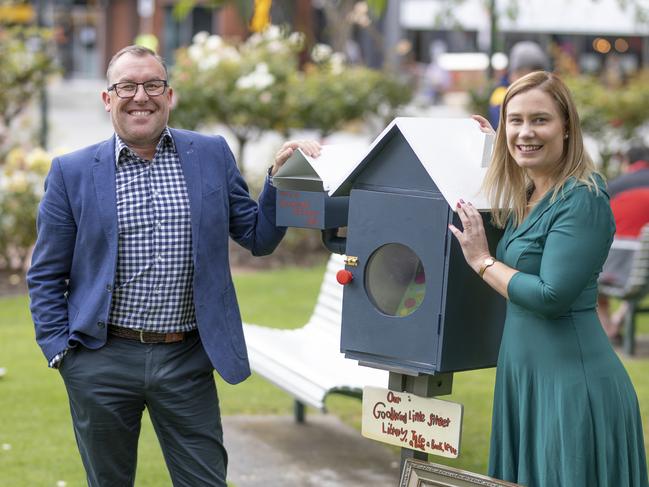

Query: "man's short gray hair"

xmin=106 ymin=45 xmax=168 ymax=84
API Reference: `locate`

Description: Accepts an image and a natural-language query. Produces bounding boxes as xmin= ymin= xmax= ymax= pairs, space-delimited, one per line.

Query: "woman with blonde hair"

xmin=450 ymin=71 xmax=648 ymax=487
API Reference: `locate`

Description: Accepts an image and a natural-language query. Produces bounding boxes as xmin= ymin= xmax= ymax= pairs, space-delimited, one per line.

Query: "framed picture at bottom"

xmin=400 ymin=459 xmax=521 ymax=487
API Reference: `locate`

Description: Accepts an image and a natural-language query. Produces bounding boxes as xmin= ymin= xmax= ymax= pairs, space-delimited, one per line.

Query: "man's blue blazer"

xmin=27 ymin=128 xmax=286 ymax=384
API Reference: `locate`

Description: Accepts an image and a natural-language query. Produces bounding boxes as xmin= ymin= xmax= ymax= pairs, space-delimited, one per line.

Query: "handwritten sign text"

xmin=362 ymin=386 xmax=463 ymax=458
xmin=277 ymin=191 xmax=321 ymax=227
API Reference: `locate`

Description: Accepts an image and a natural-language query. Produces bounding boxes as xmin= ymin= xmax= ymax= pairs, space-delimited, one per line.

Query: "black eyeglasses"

xmin=107 ymin=80 xmax=168 ymax=98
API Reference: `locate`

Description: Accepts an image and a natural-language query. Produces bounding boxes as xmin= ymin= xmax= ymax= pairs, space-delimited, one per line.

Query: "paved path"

xmin=223 ymin=415 xmax=401 ymax=487
xmin=46 ymin=78 xmax=113 ymax=152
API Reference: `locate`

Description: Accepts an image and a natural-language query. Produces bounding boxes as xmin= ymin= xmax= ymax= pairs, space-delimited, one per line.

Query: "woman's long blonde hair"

xmin=483 ymin=71 xmax=599 ymax=228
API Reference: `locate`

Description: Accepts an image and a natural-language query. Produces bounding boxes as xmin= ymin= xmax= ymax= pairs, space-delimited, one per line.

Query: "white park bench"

xmin=599 ymin=223 xmax=649 ymax=355
xmin=243 ymin=253 xmax=388 ymax=422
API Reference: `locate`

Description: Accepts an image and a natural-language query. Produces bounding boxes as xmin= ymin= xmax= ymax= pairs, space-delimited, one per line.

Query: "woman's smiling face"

xmin=505 ymin=88 xmax=566 ymax=178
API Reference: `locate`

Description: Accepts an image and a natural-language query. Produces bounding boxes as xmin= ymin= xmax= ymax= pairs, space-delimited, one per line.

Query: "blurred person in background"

xmin=598 ymin=144 xmax=649 ymax=340
xmin=488 ymin=41 xmax=551 ymax=128
xmin=424 ymin=40 xmax=451 ymax=104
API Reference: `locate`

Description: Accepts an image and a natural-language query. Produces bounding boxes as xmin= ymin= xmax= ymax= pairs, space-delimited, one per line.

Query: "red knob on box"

xmin=336 ymin=269 xmax=353 ymax=285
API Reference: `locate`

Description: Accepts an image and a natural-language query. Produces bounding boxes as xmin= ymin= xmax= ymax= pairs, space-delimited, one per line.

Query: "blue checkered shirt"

xmin=48 ymin=129 xmax=196 ymax=367
xmin=107 ymin=129 xmax=196 ymax=332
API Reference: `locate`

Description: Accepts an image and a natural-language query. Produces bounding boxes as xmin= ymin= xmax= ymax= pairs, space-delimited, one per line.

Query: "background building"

xmin=402 ymin=0 xmax=649 ymax=78
xmin=5 ymin=0 xmax=649 ymax=83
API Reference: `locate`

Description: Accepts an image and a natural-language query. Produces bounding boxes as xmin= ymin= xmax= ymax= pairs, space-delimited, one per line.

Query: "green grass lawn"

xmin=1 ymin=266 xmax=648 ymax=486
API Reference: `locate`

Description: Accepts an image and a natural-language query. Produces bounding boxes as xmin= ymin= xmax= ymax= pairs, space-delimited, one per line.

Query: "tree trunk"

xmin=321 ymin=1 xmax=356 ymax=54
xmin=218 ymin=3 xmax=248 ymax=42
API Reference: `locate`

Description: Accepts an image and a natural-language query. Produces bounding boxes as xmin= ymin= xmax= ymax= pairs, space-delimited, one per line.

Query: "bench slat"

xmin=600 ymin=226 xmax=649 ymax=299
xmin=599 ymin=224 xmax=649 ymax=355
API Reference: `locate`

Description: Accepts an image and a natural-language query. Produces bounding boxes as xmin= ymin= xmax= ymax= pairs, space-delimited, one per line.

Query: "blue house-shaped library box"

xmin=326 ymin=118 xmax=506 ymax=376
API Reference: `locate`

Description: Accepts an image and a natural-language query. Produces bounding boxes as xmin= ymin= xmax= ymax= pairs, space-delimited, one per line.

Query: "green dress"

xmin=488 ymin=178 xmax=648 ymax=487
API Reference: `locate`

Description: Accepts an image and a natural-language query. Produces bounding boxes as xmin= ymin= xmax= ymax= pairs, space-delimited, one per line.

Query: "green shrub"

xmin=170 ymin=25 xmax=413 ymax=175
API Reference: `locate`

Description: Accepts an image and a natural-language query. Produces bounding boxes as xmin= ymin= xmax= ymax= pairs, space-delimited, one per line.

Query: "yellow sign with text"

xmin=362 ymin=386 xmax=463 ymax=458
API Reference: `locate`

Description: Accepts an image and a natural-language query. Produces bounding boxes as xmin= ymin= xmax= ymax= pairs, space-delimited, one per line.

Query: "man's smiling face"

xmin=101 ymin=52 xmax=172 ymax=154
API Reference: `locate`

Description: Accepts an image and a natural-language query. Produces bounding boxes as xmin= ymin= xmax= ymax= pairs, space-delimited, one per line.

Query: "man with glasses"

xmin=27 ymin=45 xmax=320 ymax=486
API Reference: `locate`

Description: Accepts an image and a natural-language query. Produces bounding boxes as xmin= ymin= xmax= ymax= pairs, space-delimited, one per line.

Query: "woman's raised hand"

xmin=471 ymin=114 xmax=495 ymax=135
xmin=448 ymin=200 xmax=492 ymax=273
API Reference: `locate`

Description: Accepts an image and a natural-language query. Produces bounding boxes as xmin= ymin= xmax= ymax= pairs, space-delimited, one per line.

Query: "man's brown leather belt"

xmin=108 ymin=325 xmax=197 ymax=344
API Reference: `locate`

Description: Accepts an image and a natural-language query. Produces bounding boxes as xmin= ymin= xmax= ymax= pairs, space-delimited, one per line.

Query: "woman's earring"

xmin=564 ymin=133 xmax=569 ymax=139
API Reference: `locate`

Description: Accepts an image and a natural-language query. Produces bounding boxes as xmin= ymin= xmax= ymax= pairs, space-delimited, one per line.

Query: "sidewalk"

xmin=46 ymin=78 xmax=113 ymax=153
xmin=224 ymin=415 xmax=401 ymax=486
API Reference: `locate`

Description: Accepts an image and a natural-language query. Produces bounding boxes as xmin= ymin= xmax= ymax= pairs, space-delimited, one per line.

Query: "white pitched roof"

xmin=327 ymin=117 xmax=495 ymax=210
xmin=272 ymin=143 xmax=367 ymax=192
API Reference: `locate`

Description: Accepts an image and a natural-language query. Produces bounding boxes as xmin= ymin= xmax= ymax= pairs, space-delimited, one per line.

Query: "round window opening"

xmin=365 ymin=243 xmax=426 ymax=317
